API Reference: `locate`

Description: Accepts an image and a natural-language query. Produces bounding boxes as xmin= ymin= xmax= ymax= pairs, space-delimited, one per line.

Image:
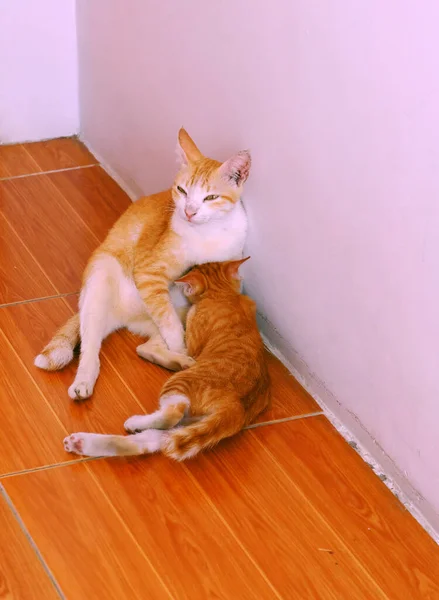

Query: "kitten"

xmin=63 ymin=259 xmax=271 ymax=460
xmin=34 ymin=129 xmax=251 ymax=400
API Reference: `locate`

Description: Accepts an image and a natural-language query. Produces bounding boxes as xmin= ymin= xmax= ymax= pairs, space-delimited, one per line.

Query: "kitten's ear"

xmin=218 ymin=150 xmax=251 ymax=186
xmin=175 ymin=270 xmax=205 ymax=295
xmin=177 ymin=128 xmax=203 ymax=165
xmin=225 ymin=256 xmax=250 ymax=280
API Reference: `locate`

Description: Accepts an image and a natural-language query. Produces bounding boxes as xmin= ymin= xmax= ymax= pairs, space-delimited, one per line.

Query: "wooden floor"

xmin=0 ymin=138 xmax=438 ymax=599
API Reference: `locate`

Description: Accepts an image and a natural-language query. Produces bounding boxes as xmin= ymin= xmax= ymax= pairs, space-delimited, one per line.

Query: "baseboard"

xmin=257 ymin=312 xmax=439 ymax=544
xmin=78 ymin=135 xmax=141 ymax=202
xmin=0 ymin=133 xmax=79 ymax=146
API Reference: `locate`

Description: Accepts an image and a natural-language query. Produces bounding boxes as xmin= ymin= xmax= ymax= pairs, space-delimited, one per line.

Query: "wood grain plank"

xmin=0 ymin=298 xmax=146 ymax=471
xmin=0 ymin=493 xmax=60 ymax=599
xmin=3 ymin=466 xmax=170 ymax=599
xmin=5 ymin=459 xmax=279 ymax=600
xmin=48 ymin=165 xmax=131 ymax=240
xmin=0 ymin=175 xmax=99 ymax=293
xmin=0 ymin=144 xmax=41 ymax=178
xmin=253 ymin=417 xmax=439 ymax=599
xmin=23 ymin=138 xmax=96 ymax=171
xmin=0 ymin=211 xmax=56 ymax=304
xmin=185 ymin=430 xmax=386 ymax=599
xmin=0 ymin=327 xmax=68 ymax=474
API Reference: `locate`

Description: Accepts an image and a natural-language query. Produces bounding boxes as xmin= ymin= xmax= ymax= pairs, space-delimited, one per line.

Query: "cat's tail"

xmin=162 ymin=400 xmax=245 ymax=461
xmin=34 ymin=313 xmax=80 ymax=371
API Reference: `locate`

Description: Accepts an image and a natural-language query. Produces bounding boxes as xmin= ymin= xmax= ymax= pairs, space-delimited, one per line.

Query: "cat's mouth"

xmin=185 ymin=214 xmax=202 ymax=225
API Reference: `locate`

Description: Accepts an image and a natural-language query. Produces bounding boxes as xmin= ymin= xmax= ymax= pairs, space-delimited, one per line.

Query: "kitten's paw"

xmin=68 ymin=380 xmax=93 ymax=400
xmin=124 ymin=415 xmax=146 ymax=434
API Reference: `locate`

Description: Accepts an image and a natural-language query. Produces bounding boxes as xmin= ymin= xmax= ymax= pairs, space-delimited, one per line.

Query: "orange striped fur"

xmin=34 ymin=129 xmax=251 ymax=400
xmin=63 ymin=260 xmax=271 ymax=460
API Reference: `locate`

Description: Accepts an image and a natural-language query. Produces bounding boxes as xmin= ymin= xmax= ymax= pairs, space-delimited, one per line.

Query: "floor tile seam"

xmin=244 ymin=411 xmax=324 ymax=430
xmin=0 ymin=329 xmax=70 ymax=436
xmin=0 ymin=482 xmax=67 ymax=599
xmin=0 ymin=163 xmax=98 ymax=181
xmin=0 ymin=291 xmax=79 ymax=309
xmin=27 ymin=166 xmax=104 ymax=247
xmin=0 ymin=457 xmax=102 ymax=480
xmin=0 ymin=417 xmax=325 ymax=479
xmin=1 ymin=458 xmax=174 ymax=597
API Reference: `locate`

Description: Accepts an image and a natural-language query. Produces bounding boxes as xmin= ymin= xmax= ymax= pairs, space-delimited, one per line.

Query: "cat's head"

xmin=172 ymin=128 xmax=251 ymax=225
xmin=175 ymin=257 xmax=250 ymax=301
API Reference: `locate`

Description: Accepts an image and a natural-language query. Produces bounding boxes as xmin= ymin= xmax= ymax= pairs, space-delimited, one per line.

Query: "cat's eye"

xmin=177 ymin=186 xmax=187 ymax=195
xmin=204 ymin=194 xmax=219 ymax=202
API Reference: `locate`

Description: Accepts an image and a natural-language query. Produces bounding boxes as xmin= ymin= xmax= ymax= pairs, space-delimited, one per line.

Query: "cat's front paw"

xmin=178 ymin=355 xmax=196 ymax=370
xmin=163 ymin=327 xmax=185 ymax=354
xmin=68 ymin=380 xmax=93 ymax=401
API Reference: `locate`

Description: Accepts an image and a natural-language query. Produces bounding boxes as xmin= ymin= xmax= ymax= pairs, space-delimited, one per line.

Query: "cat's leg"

xmin=134 ymin=268 xmax=186 ymax=354
xmin=63 ymin=430 xmax=163 ymax=457
xmin=128 ymin=275 xmax=194 ymax=369
xmin=136 ymin=335 xmax=195 ymax=371
xmin=124 ymin=393 xmax=190 ymax=433
xmin=68 ymin=256 xmax=120 ymax=400
xmin=127 ymin=305 xmax=194 ymax=371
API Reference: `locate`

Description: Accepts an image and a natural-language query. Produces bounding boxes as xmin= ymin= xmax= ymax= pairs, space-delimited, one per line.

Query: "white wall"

xmin=77 ymin=0 xmax=439 ymax=529
xmin=0 ymin=0 xmax=79 ymax=144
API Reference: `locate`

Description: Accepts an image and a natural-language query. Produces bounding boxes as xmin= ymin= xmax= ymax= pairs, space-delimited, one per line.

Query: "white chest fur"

xmin=171 ymin=201 xmax=248 ymax=269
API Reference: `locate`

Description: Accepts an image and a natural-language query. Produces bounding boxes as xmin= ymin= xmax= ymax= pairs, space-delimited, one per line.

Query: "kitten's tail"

xmin=162 ymin=401 xmax=245 ymax=461
xmin=34 ymin=313 xmax=80 ymax=371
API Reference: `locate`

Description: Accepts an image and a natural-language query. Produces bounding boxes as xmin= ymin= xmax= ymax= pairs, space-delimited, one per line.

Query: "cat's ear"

xmin=175 ymin=270 xmax=205 ymax=295
xmin=177 ymin=128 xmax=203 ymax=165
xmin=218 ymin=150 xmax=251 ymax=187
xmin=225 ymin=256 xmax=250 ymax=280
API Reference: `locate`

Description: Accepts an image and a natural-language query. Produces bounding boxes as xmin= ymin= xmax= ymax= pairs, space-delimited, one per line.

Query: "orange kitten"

xmin=63 ymin=259 xmax=271 ymax=460
xmin=35 ymin=129 xmax=251 ymax=400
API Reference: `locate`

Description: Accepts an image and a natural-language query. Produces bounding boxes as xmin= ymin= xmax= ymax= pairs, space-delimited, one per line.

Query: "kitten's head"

xmin=175 ymin=257 xmax=250 ymax=302
xmin=172 ymin=128 xmax=251 ymax=225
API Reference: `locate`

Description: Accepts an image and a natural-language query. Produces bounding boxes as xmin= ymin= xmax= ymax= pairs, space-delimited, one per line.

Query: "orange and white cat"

xmin=35 ymin=129 xmax=251 ymax=400
xmin=63 ymin=259 xmax=271 ymax=460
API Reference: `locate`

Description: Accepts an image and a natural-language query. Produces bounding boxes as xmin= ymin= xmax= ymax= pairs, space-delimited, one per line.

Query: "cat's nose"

xmin=185 ymin=209 xmax=196 ymax=220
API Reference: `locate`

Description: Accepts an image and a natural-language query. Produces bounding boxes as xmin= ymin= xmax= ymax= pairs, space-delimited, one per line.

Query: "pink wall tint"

xmin=0 ymin=0 xmax=78 ymax=143
xmin=77 ymin=1 xmax=439 ymax=523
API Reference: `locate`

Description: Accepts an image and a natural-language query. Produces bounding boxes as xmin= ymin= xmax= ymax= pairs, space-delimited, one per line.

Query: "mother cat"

xmin=35 ymin=129 xmax=251 ymax=400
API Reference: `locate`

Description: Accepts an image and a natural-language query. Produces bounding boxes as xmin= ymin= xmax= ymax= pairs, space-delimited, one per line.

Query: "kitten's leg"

xmin=124 ymin=393 xmax=189 ymax=433
xmin=68 ymin=257 xmax=119 ymax=400
xmin=63 ymin=430 xmax=163 ymax=457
